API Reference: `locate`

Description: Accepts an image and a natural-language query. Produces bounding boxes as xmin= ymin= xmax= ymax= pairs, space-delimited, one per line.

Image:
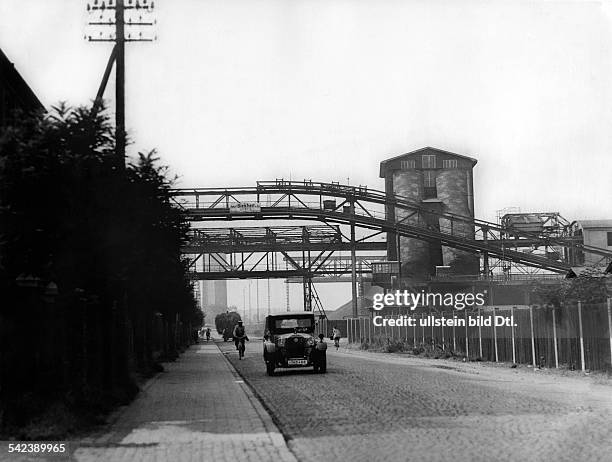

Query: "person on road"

xmin=332 ymin=327 xmax=341 ymax=350
xmin=233 ymin=321 xmax=248 ymax=352
xmin=312 ymin=333 xmax=328 ymax=370
xmin=315 ymin=334 xmax=328 ymax=351
xmin=205 ymin=327 xmax=211 ymax=342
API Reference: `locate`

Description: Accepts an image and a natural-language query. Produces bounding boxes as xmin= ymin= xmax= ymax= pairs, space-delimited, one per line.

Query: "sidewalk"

xmin=74 ymin=342 xmax=296 ymax=462
xmin=329 ymin=345 xmax=612 ymax=410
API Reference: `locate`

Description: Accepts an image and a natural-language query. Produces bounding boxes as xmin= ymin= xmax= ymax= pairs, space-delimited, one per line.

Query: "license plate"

xmin=288 ymin=359 xmax=308 ymax=366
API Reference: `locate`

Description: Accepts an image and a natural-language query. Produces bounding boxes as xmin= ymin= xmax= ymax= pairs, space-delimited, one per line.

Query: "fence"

xmin=315 ymin=318 xmax=348 ymax=340
xmin=343 ymin=299 xmax=612 ymax=372
xmin=0 ymin=288 xmax=197 ymax=417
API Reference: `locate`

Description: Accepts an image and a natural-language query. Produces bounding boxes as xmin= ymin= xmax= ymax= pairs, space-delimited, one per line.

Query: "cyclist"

xmin=332 ymin=327 xmax=341 ymax=350
xmin=233 ymin=321 xmax=248 ymax=358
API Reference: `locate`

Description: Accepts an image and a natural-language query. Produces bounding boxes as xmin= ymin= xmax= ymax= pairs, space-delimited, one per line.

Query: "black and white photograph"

xmin=1 ymin=1 xmax=612 ymax=461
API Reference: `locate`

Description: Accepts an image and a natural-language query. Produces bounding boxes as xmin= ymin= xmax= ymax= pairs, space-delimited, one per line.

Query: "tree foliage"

xmin=530 ymin=269 xmax=611 ymax=307
xmin=449 ymin=252 xmax=480 ymax=275
xmin=0 ymin=103 xmax=201 ymax=433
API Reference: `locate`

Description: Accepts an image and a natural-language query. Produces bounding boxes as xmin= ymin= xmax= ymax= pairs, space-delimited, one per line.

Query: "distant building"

xmin=574 ymin=220 xmax=612 ymax=267
xmin=200 ymin=280 xmax=228 ymax=314
xmin=197 ymin=254 xmax=228 ymax=319
xmin=380 ymin=147 xmax=479 ymax=280
xmin=0 ymin=48 xmax=44 ymax=128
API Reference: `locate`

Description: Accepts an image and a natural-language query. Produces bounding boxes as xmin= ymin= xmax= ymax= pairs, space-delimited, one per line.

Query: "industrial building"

xmin=573 ymin=220 xmax=612 ymax=267
xmin=380 ymin=147 xmax=479 ymax=280
xmin=369 ymin=147 xmax=612 ymax=311
xmin=196 ymin=254 xmax=228 ymax=318
xmin=199 ymin=280 xmax=228 ymax=316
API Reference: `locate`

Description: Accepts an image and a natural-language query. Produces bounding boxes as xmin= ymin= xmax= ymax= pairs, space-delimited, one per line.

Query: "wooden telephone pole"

xmin=86 ymin=0 xmax=156 ymax=170
xmin=115 ymin=0 xmax=125 ymax=168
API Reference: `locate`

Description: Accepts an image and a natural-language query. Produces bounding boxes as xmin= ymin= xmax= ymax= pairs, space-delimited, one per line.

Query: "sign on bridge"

xmin=229 ymin=202 xmax=261 ymax=213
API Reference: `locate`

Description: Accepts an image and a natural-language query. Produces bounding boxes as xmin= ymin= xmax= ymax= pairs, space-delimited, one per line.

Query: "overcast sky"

xmin=2 ymin=0 xmax=611 ymax=313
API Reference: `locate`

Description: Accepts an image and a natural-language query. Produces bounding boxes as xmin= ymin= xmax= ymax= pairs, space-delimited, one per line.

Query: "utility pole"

xmin=285 ymin=260 xmax=290 ymax=311
xmin=248 ymin=281 xmax=252 ymax=322
xmin=242 ymin=287 xmax=246 ymax=321
xmin=349 ymin=199 xmax=358 ymax=318
xmin=86 ymin=0 xmax=156 ymax=170
xmin=267 ymin=278 xmax=271 ymax=316
xmin=351 ymin=221 xmax=358 ymax=318
xmin=256 ymin=279 xmax=260 ymax=322
xmin=115 ymin=0 xmax=125 ymax=170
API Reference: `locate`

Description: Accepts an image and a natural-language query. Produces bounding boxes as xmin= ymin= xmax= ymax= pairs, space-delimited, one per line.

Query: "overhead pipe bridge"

xmin=172 ymin=179 xmax=612 ymax=275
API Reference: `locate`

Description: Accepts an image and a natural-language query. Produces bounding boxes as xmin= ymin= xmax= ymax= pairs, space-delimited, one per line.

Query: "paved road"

xmin=220 ymin=341 xmax=612 ymax=462
xmin=72 ymin=342 xmax=296 ymax=462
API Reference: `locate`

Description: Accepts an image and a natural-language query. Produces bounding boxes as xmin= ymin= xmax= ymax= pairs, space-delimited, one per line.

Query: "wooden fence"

xmin=342 ymin=299 xmax=612 ymax=372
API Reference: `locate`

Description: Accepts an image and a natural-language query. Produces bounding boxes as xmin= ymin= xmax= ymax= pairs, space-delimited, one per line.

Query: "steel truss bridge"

xmin=184 ymin=225 xmax=384 ymax=279
xmin=182 ymin=224 xmax=384 ymax=313
xmin=172 ymin=180 xmax=612 ymax=313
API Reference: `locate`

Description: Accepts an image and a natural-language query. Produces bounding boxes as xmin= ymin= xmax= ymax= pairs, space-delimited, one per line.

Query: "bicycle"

xmin=237 ymin=337 xmax=247 ymax=359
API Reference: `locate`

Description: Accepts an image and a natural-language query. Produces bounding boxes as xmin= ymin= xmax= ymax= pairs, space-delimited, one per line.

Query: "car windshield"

xmin=271 ymin=317 xmax=314 ymax=334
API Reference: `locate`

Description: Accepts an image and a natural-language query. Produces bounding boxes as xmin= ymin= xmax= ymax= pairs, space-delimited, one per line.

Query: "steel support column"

xmin=396 ymin=228 xmax=402 ymax=288
xmin=303 ymin=277 xmax=313 ymax=311
xmin=483 ymin=227 xmax=490 ymax=277
xmin=351 ymin=219 xmax=358 ymax=318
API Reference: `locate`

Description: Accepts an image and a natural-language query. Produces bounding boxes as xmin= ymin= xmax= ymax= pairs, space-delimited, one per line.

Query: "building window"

xmin=608 ymin=232 xmax=612 ymax=247
xmin=423 ymin=170 xmax=437 ymax=199
xmin=422 ymin=154 xmax=436 ymax=168
xmin=400 ymin=159 xmax=416 ymax=169
xmin=442 ymin=159 xmax=458 ymax=169
xmin=423 ymin=170 xmax=436 ymax=187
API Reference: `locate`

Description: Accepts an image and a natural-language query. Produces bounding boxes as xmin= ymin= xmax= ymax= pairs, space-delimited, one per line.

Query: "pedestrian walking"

xmin=332 ymin=327 xmax=341 ymax=350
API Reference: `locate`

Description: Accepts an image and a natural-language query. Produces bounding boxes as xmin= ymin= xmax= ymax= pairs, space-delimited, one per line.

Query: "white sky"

xmin=2 ymin=0 xmax=612 ymax=313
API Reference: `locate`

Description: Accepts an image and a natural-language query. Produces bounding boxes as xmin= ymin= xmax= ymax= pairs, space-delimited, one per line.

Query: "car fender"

xmin=263 ymin=341 xmax=276 ymax=355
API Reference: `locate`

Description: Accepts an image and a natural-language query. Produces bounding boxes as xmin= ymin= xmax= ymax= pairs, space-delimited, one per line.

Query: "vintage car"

xmin=262 ymin=313 xmax=326 ymax=376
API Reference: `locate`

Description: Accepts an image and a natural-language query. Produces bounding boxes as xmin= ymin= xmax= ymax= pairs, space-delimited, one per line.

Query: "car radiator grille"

xmin=284 ymin=337 xmax=306 ymax=356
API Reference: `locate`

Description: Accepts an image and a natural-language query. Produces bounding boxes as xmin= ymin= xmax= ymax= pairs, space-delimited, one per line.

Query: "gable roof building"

xmin=379 ymin=146 xmax=478 ymax=178
xmin=0 ymin=47 xmax=44 ymax=128
xmin=379 ymin=147 xmax=479 ymax=279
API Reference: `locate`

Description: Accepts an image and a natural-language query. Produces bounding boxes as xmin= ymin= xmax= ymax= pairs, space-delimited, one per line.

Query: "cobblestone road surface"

xmin=221 ymin=342 xmax=612 ymax=462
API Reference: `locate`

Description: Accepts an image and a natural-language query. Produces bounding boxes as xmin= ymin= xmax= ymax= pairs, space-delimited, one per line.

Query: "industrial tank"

xmin=436 ymin=169 xmax=479 ymax=274
xmin=392 ymin=170 xmax=431 ymax=279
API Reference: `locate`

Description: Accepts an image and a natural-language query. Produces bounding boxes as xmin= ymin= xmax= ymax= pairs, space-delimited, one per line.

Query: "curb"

xmin=215 ymin=343 xmax=299 ymax=461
